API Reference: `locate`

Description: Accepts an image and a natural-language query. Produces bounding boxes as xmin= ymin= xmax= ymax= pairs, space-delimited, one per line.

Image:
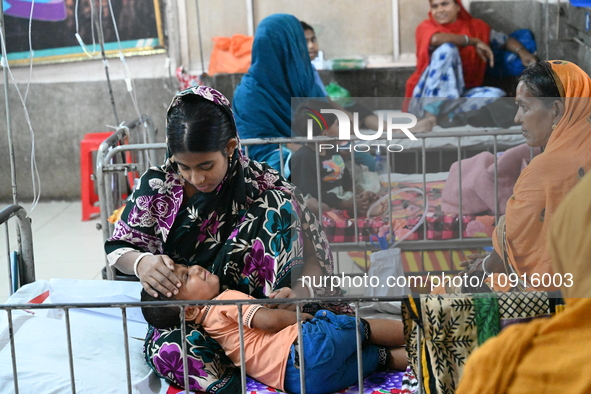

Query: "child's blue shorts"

xmin=284 ymin=309 xmax=380 ymax=394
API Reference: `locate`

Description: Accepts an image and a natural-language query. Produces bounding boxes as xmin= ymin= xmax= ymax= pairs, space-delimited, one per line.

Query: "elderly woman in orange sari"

xmin=456 ymin=168 xmax=591 ymax=394
xmin=457 ymin=60 xmax=591 ymax=292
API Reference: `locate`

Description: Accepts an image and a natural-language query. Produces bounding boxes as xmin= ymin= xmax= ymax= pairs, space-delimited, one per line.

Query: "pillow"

xmin=442 ymin=143 xmax=541 ymax=215
xmin=144 ymin=323 xmax=240 ymax=393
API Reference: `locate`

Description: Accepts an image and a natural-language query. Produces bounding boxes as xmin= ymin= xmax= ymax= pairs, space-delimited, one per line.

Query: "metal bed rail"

xmin=97 ymin=129 xmax=527 ymax=279
xmin=96 ymin=115 xmax=159 ymax=279
xmin=1 ymin=205 xmax=35 ymax=296
xmin=1 ymin=294 xmax=415 ymax=394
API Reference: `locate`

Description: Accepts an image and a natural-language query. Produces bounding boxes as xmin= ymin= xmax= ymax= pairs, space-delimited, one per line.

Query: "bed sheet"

xmin=248 ymin=371 xmax=407 ymax=393
xmin=163 ymin=371 xmax=406 ymax=394
xmin=0 ymin=279 xmax=157 ymax=394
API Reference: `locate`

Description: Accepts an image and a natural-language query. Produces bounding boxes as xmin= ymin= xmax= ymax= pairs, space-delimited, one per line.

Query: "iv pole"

xmin=0 ymin=2 xmax=18 ymax=206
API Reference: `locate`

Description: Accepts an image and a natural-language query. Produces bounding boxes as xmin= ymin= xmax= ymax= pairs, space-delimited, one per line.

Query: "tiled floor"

xmin=0 ymin=201 xmax=106 ymax=303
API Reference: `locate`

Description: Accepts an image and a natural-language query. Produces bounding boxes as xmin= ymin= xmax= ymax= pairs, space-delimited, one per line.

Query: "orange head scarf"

xmin=403 ymin=0 xmax=490 ymax=109
xmin=456 ymin=169 xmax=591 ymax=394
xmin=492 ymin=60 xmax=591 ymax=291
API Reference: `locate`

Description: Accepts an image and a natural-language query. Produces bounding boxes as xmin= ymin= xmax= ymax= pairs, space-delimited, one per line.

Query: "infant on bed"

xmin=291 ymin=99 xmax=378 ymax=218
xmin=141 ymin=264 xmax=407 ymax=394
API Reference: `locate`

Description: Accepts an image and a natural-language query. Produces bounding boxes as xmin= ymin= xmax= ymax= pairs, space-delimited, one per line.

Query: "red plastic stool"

xmin=80 ymin=132 xmax=114 ymax=221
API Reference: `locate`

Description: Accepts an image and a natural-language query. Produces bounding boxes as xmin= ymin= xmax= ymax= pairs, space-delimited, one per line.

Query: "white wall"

xmin=182 ymin=0 xmax=429 ymax=73
xmin=3 ymin=0 xmax=567 ymax=87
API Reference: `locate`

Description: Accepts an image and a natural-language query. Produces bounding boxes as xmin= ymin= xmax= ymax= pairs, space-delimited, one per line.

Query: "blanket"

xmin=323 ymin=175 xmax=496 ymax=243
xmin=442 ymin=143 xmax=540 ymax=215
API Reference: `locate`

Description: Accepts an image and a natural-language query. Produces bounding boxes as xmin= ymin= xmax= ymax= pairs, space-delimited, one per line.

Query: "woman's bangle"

xmin=133 ymin=252 xmax=153 ymax=278
xmin=481 ymin=255 xmax=492 ymax=277
xmin=464 ymin=35 xmax=470 ymax=46
xmin=296 ymin=278 xmax=315 ymax=298
xmin=514 ymin=46 xmax=523 ymax=54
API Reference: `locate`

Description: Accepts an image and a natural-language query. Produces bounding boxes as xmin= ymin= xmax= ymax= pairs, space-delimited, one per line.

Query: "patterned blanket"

xmin=322 ymin=178 xmax=495 ymax=244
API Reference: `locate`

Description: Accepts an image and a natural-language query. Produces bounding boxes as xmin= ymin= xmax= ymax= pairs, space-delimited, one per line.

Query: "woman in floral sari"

xmin=105 ymin=86 xmax=348 ymax=392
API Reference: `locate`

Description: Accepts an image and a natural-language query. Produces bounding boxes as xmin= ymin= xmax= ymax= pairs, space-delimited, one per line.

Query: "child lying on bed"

xmin=141 ymin=264 xmax=407 ymax=394
xmin=291 ymin=99 xmax=378 ymax=218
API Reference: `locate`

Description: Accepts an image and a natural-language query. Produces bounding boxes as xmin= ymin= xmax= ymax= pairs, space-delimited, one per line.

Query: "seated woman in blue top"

xmin=232 ymin=14 xmax=325 ymax=178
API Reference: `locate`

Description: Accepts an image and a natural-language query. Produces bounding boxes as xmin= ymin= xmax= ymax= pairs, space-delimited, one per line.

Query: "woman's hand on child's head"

xmin=137 ymin=254 xmax=182 ymax=298
xmin=267 ymin=287 xmax=297 ymax=310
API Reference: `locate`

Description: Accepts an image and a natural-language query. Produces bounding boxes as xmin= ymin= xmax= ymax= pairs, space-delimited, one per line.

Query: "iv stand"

xmin=0 ymin=2 xmax=18 ymax=206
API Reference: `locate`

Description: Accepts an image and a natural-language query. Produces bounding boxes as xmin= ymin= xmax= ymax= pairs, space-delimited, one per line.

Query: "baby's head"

xmin=141 ymin=264 xmax=220 ymax=328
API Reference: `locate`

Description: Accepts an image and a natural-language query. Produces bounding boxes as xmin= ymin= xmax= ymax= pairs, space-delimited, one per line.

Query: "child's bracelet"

xmin=296 ymin=278 xmax=315 ymax=298
xmin=133 ymin=252 xmax=153 ymax=278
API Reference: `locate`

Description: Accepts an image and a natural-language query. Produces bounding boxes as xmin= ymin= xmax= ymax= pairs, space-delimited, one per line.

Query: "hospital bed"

xmin=0 ymin=119 xmax=540 ymax=394
xmin=0 ymin=273 xmax=410 ymax=393
xmin=1 ymin=209 xmax=560 ymax=394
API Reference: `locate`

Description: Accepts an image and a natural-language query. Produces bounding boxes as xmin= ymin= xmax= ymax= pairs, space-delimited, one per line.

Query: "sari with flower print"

xmin=105 ymin=151 xmax=345 ymax=301
xmin=105 ymin=86 xmax=349 ymax=392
